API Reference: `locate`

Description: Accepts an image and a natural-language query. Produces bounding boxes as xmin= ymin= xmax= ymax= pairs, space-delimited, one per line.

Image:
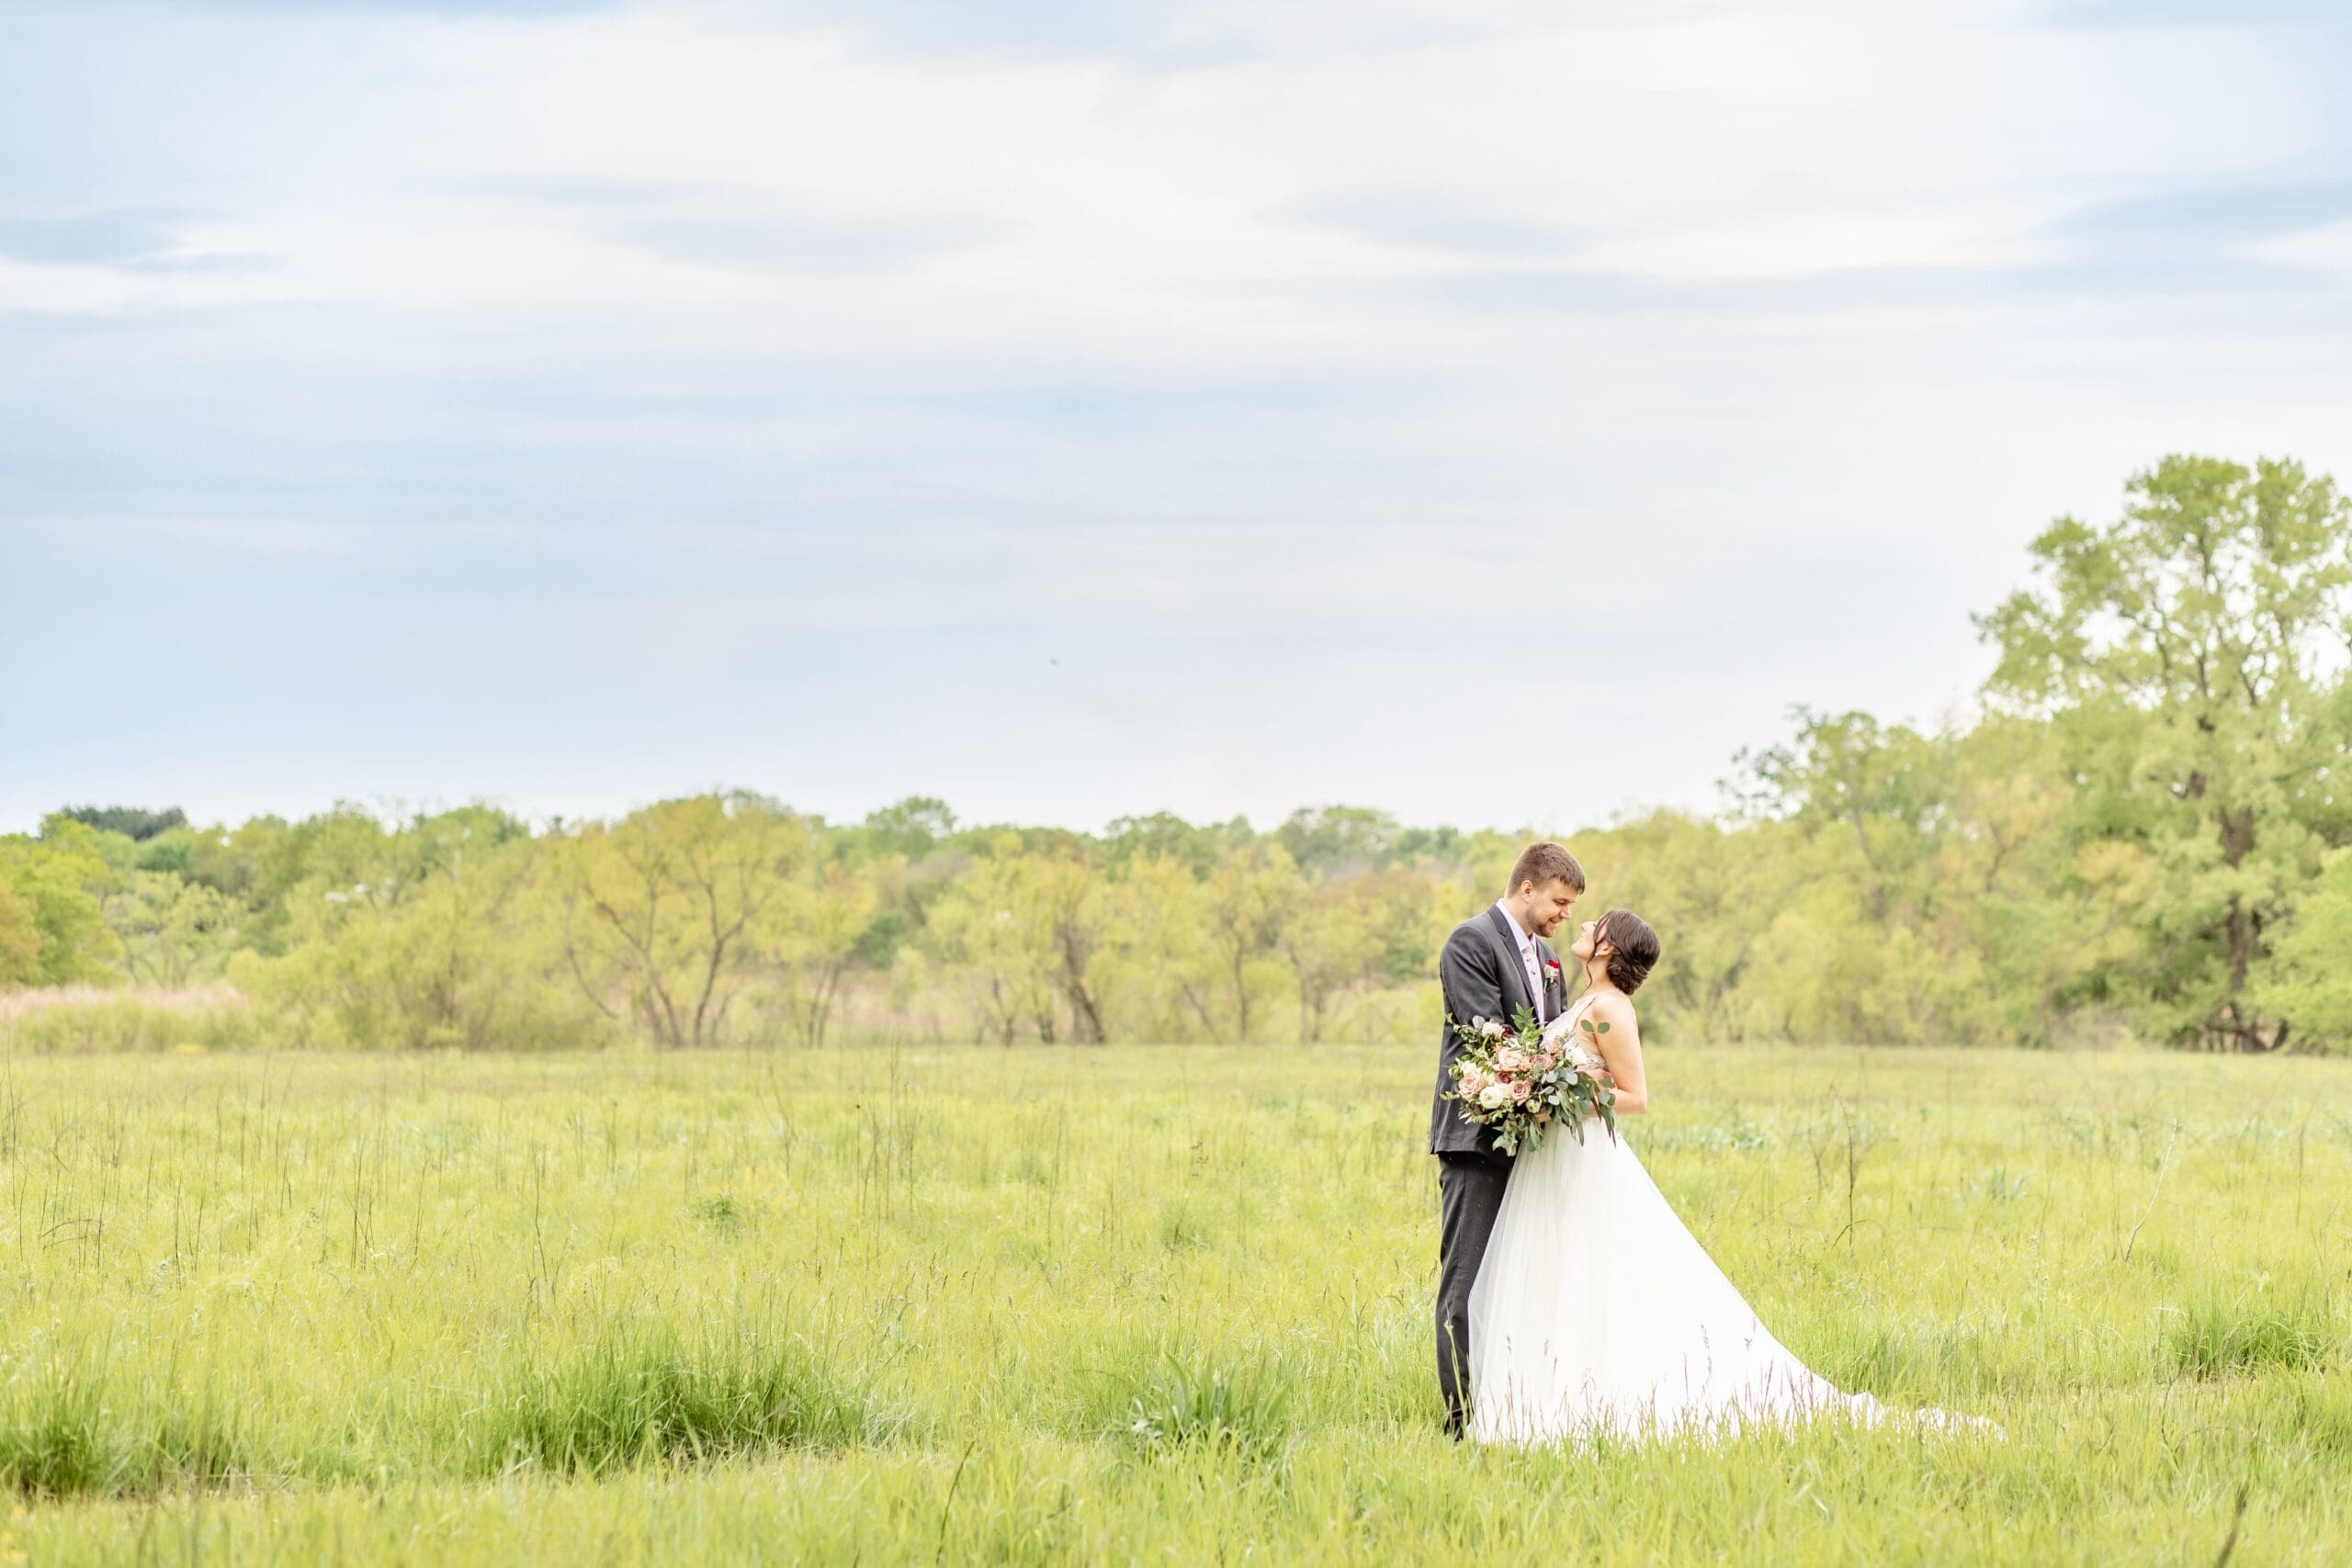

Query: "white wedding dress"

xmin=1465 ymin=997 xmax=1966 ymax=1445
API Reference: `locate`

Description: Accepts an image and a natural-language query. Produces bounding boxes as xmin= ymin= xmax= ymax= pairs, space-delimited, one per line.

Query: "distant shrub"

xmin=0 ymin=987 xmax=264 ymax=1054
xmin=232 ymin=894 xmax=615 ymax=1051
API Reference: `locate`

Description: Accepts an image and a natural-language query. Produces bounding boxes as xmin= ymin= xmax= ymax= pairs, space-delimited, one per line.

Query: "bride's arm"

xmin=1589 ymin=994 xmax=1648 ymax=1114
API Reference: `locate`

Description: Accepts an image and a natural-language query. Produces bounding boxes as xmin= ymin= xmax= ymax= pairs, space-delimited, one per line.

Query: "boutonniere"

xmin=1544 ymin=957 xmax=1564 ymax=989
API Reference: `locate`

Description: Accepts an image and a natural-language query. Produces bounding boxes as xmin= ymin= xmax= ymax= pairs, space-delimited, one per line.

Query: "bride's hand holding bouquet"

xmin=1443 ymin=1007 xmax=1617 ymax=1156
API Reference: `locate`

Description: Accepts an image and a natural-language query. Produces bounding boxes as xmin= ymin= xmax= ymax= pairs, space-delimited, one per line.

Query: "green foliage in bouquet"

xmin=1444 ymin=1006 xmax=1618 ymax=1155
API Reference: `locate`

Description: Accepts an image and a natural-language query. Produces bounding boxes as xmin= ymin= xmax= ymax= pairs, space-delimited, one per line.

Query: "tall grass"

xmin=0 ymin=1362 xmax=245 ymax=1497
xmin=1115 ymin=1350 xmax=1295 ymax=1462
xmin=481 ymin=1323 xmax=878 ymax=1473
xmin=0 ymin=1044 xmax=2342 ymax=1562
xmin=2165 ymin=1290 xmax=2339 ymax=1379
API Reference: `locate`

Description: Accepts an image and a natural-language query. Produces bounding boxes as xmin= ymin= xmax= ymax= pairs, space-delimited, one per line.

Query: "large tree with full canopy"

xmin=1976 ymin=456 xmax=2352 ymax=1049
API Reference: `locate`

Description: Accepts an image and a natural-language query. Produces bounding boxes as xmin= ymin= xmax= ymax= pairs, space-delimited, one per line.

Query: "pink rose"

xmin=1495 ymin=1047 xmax=1525 ymax=1072
xmin=1510 ymin=1081 xmax=1532 ymax=1103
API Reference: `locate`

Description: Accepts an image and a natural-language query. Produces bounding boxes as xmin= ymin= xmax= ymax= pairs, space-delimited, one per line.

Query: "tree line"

xmin=6 ymin=455 xmax=2349 ymax=1052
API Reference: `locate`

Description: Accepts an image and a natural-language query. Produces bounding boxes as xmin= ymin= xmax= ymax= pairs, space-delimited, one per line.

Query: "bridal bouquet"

xmin=1444 ymin=1007 xmax=1617 ymax=1155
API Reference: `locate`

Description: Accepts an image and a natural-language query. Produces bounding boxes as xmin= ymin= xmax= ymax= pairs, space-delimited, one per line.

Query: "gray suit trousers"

xmin=1435 ymin=1151 xmax=1511 ymax=1435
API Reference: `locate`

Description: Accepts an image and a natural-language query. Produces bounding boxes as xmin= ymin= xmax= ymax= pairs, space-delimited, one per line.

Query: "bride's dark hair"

xmin=1595 ymin=909 xmax=1660 ymax=995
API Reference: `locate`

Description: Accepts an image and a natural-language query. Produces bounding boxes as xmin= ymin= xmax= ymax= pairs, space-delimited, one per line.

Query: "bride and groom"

xmin=1431 ymin=842 xmax=1952 ymax=1444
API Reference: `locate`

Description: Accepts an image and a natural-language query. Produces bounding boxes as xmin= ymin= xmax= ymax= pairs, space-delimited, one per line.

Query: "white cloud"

xmin=4 ymin=0 xmax=2350 ymax=831
xmin=2247 ymin=218 xmax=2352 ymax=276
xmin=6 ymin=2 xmax=2331 ymax=326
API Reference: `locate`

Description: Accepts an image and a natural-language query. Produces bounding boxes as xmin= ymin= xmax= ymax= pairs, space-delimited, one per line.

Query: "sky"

xmin=5 ymin=0 xmax=2350 ymax=838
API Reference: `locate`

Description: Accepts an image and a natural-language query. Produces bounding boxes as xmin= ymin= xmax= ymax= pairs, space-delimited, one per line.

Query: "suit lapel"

xmin=1482 ymin=907 xmax=1537 ymax=1021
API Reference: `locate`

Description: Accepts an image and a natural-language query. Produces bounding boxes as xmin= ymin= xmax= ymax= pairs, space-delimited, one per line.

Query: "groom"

xmin=1430 ymin=840 xmax=1583 ymax=1436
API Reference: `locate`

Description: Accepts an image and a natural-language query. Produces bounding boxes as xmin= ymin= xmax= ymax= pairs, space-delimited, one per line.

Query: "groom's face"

xmin=1516 ymin=877 xmax=1579 ymax=937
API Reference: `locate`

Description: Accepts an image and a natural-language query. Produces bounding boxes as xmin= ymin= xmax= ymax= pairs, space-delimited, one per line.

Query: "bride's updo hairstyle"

xmin=1595 ymin=909 xmax=1661 ymax=995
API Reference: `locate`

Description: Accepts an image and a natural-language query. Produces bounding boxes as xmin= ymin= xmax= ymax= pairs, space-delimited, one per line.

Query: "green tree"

xmin=855 ymin=796 xmax=957 ymax=860
xmin=2256 ymin=847 xmax=2352 ymax=1048
xmin=556 ymin=795 xmax=808 ymax=1049
xmin=56 ymin=805 xmax=187 ymax=841
xmin=1274 ymin=806 xmax=1402 ymax=877
xmin=1931 ymin=719 xmax=2155 ymax=1046
xmin=923 ymin=844 xmax=1060 ymax=1044
xmin=1190 ymin=842 xmax=1295 ymax=1044
xmin=1279 ymin=869 xmax=1405 ymax=1043
xmin=1733 ymin=708 xmax=1948 ymax=925
xmin=1977 ymin=456 xmax=2352 ymax=1049
xmin=1034 ymin=852 xmax=1113 ymax=1044
xmin=1102 ymin=812 xmax=1251 ymax=876
xmin=764 ymin=860 xmax=885 ymax=1047
xmin=0 ymin=821 xmax=120 ymax=986
xmin=181 ymin=807 xmax=415 ymax=958
xmin=1100 ymin=852 xmax=1212 ymax=1043
xmin=103 ymin=871 xmax=243 ymax=987
xmin=0 ymin=881 xmax=41 ymax=986
xmin=235 ymin=832 xmax=602 ymax=1051
xmin=1575 ymin=809 xmax=1796 ymax=1043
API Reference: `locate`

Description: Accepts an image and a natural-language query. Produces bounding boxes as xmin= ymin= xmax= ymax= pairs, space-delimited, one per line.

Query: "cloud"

xmin=0 ymin=209 xmax=192 ymax=265
xmin=2246 ymin=218 xmax=2352 ymax=276
xmin=4 ymin=0 xmax=2351 ymax=832
xmin=218 ymin=0 xmax=620 ymax=11
xmin=6 ymin=2 xmax=2338 ymax=332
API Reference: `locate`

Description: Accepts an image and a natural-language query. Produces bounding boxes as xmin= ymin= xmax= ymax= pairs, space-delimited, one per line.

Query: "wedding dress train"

xmin=1465 ymin=1006 xmax=1971 ymax=1444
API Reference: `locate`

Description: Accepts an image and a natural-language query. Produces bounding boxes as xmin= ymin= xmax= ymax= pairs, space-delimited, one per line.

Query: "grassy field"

xmin=0 ymin=1042 xmax=2346 ymax=1564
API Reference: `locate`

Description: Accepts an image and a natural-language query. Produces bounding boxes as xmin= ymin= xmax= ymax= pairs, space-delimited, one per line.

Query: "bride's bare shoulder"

xmin=1587 ymin=989 xmax=1639 ymax=1031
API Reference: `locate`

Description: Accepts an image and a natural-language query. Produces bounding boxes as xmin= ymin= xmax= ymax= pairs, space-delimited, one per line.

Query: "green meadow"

xmin=0 ymin=1042 xmax=2346 ymax=1564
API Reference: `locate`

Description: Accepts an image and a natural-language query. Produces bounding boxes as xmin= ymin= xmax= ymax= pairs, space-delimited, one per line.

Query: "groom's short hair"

xmin=1509 ymin=841 xmax=1585 ymax=895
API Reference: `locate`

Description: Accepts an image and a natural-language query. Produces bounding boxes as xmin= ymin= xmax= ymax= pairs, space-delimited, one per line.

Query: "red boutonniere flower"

xmin=1544 ymin=958 xmax=1563 ymax=987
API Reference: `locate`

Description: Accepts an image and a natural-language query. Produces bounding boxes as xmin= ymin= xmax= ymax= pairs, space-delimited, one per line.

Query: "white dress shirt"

xmin=1492 ymin=899 xmax=1548 ymax=1019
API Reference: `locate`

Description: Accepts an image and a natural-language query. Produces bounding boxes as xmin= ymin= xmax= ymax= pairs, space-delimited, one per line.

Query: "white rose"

xmin=1478 ymin=1018 xmax=1508 ymax=1041
xmin=1478 ymin=1084 xmax=1513 ymax=1111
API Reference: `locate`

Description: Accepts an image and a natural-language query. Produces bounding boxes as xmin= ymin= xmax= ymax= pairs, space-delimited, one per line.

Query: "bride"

xmin=1465 ymin=909 xmax=1972 ymax=1444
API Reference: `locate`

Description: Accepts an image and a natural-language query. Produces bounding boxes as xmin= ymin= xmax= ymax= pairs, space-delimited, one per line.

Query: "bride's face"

xmin=1569 ymin=919 xmax=1598 ymax=962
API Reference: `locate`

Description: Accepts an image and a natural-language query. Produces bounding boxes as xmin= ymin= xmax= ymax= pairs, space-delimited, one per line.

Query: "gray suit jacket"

xmin=1429 ymin=905 xmax=1567 ymax=1159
